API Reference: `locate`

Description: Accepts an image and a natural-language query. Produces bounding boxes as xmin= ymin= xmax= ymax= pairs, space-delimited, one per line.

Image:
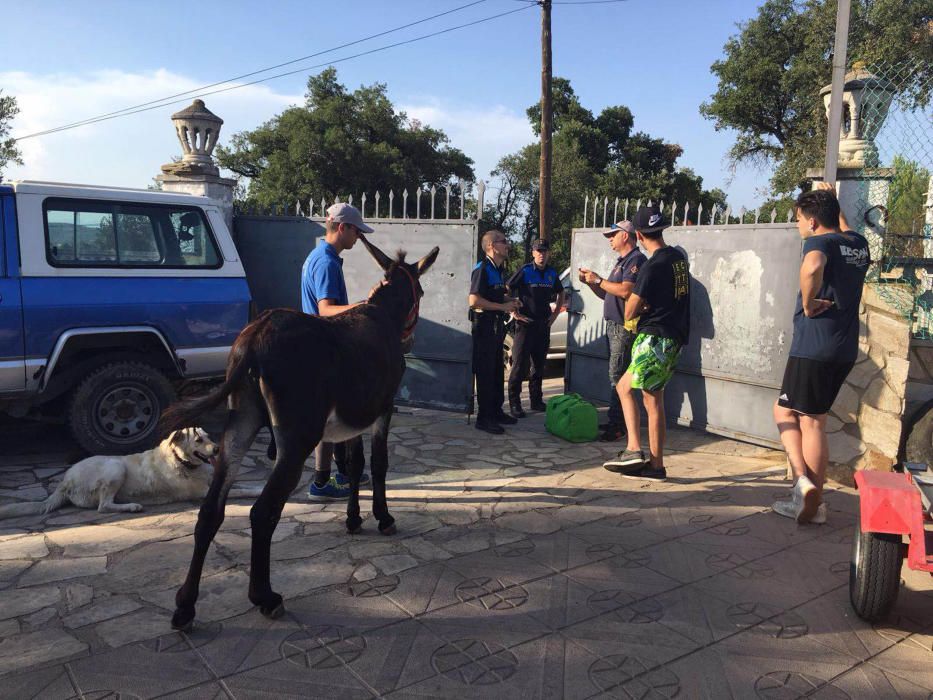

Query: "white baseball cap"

xmin=326 ymin=202 xmax=374 ymax=233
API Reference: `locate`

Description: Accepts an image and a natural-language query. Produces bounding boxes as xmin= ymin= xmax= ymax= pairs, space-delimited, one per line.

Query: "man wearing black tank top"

xmin=772 ymin=183 xmax=869 ymax=525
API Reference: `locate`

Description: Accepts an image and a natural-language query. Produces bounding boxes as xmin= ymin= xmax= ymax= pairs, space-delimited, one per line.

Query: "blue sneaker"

xmin=335 ymin=472 xmax=371 ymax=488
xmin=307 ymin=476 xmax=350 ymax=501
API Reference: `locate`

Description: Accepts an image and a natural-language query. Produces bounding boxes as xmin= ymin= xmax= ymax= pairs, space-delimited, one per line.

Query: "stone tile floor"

xmin=1 ymin=383 xmax=932 ymax=699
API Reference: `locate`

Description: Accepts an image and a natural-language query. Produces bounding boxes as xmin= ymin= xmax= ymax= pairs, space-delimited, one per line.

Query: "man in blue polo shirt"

xmin=302 ymin=202 xmax=373 ymax=500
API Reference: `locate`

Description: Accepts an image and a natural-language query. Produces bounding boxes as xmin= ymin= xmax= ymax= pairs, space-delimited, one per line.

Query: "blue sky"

xmin=4 ymin=0 xmax=780 ymax=210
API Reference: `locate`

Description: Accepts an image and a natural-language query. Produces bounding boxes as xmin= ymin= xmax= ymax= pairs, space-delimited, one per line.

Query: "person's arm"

xmin=468 ymin=294 xmax=519 ymax=313
xmin=317 ymin=299 xmax=364 ymax=316
xmin=816 ymin=181 xmax=851 ymax=231
xmin=579 ymin=268 xmax=633 ymax=301
xmin=548 ymin=289 xmax=566 ymax=326
xmin=624 ymin=292 xmax=648 ymax=322
xmin=469 ymin=263 xmax=519 ymax=313
xmin=799 ymin=249 xmax=832 ymax=317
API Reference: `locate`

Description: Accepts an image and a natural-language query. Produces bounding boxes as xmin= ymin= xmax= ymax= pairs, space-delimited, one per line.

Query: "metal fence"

xmin=839 ymin=59 xmax=933 ymax=340
xmin=582 ymin=196 xmax=797 ymax=230
xmin=235 ymin=180 xmax=488 ymax=223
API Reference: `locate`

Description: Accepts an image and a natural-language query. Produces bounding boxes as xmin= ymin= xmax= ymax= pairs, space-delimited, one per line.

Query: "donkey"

xmin=159 ymin=234 xmax=438 ymax=631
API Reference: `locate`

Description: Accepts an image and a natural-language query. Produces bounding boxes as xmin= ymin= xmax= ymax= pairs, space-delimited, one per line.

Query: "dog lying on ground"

xmin=0 ymin=427 xmax=264 ymax=518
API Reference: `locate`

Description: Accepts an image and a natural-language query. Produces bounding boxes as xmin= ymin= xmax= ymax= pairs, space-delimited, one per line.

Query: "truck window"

xmin=44 ymin=198 xmax=221 ymax=269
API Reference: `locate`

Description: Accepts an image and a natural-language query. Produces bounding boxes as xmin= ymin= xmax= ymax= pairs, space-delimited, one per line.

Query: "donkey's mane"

xmin=385 ymin=250 xmax=408 ymax=277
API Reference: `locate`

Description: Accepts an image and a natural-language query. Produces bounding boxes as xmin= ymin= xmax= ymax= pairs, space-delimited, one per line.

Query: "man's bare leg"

xmin=618 ymin=371 xmax=641 ymax=453
xmin=773 ymin=403 xmax=809 ymax=480
xmin=799 ymin=413 xmax=829 ymax=493
xmin=642 ymin=388 xmax=666 ymax=469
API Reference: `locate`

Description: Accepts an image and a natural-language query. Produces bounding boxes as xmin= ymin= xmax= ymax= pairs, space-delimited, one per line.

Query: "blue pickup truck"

xmin=0 ymin=181 xmax=252 ymax=454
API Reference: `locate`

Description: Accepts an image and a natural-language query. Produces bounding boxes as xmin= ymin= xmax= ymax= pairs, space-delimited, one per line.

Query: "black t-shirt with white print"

xmin=632 ymin=246 xmax=690 ymax=345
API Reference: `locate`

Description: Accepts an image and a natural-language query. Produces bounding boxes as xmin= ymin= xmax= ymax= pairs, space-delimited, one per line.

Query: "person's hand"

xmin=577 ymin=267 xmax=587 ymax=283
xmin=512 ymin=312 xmax=533 ymax=324
xmin=581 ymin=269 xmax=602 ymax=285
xmin=368 ymin=279 xmax=388 ymax=300
xmin=805 ymin=298 xmax=833 ymax=317
xmin=816 ymin=181 xmax=837 ymax=196
xmin=502 ymin=298 xmax=521 ymax=314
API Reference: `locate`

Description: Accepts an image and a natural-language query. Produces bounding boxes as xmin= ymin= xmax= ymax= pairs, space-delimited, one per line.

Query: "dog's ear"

xmin=169 ymin=430 xmax=183 ymax=445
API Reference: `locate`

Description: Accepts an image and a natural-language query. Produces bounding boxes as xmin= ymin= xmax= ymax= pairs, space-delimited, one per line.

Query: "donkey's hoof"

xmin=347 ymin=525 xmax=363 ymax=535
xmin=259 ymin=593 xmax=285 ymax=619
xmin=379 ymin=523 xmax=397 ymax=536
xmin=171 ymin=607 xmax=195 ymax=633
xmin=346 ymin=516 xmax=364 ymax=534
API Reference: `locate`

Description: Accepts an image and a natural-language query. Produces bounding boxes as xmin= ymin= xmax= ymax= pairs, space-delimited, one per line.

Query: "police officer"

xmin=469 ymin=230 xmax=521 ymax=434
xmin=507 ymin=239 xmax=565 ymax=417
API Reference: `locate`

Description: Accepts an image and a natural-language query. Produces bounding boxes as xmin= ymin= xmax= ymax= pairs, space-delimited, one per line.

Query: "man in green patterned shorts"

xmin=603 ymin=205 xmax=690 ymax=481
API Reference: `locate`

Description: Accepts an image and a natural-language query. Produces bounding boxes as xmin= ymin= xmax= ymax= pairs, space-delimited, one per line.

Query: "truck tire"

xmin=69 ymin=361 xmax=175 ymax=455
xmin=849 ymin=511 xmax=903 ymax=621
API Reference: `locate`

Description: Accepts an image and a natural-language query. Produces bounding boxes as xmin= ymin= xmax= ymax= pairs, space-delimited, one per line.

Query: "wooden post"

xmin=539 ymin=0 xmax=553 ymax=241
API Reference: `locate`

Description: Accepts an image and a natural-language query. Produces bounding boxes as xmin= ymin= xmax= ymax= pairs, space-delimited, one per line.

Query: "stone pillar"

xmin=157 ymin=99 xmax=236 ymax=231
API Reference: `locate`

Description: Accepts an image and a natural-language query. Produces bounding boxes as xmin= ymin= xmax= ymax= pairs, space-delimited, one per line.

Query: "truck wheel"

xmin=69 ymin=361 xmax=175 ymax=455
xmin=849 ymin=511 xmax=903 ymax=621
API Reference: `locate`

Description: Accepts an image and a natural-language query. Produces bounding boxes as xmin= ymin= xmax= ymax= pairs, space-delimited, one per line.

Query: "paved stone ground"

xmin=1 ymin=381 xmax=932 ymax=699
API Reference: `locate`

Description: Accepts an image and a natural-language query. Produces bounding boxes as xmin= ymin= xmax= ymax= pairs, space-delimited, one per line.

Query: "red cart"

xmin=850 ymin=463 xmax=933 ymax=621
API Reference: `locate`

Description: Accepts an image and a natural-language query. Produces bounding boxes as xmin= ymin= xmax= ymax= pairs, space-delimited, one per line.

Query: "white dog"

xmin=0 ymin=427 xmax=264 ymax=518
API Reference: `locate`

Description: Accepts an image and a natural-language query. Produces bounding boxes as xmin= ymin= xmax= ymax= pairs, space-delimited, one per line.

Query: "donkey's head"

xmin=358 ymin=233 xmax=439 ymax=351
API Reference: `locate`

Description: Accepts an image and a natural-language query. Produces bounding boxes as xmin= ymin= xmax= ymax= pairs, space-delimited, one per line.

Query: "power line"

xmin=15 ymin=0 xmax=532 ymax=142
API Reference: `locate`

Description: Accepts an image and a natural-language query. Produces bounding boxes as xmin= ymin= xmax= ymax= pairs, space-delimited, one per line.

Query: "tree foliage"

xmin=702 ymin=0 xmax=933 ymax=195
xmin=486 ymin=78 xmax=726 ymax=272
xmin=217 ymin=68 xmax=475 ymax=210
xmin=887 ymin=155 xmax=931 ymax=235
xmin=0 ymin=91 xmax=23 ymax=181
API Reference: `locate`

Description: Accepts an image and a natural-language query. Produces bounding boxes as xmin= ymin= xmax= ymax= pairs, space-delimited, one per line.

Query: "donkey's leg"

xmin=343 ymin=436 xmax=366 ymax=534
xmin=370 ymin=409 xmax=396 ymax=535
xmin=172 ymin=406 xmax=261 ymax=631
xmin=248 ymin=424 xmax=316 ymax=618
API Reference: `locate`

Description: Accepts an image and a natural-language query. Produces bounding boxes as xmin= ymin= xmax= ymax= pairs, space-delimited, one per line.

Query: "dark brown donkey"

xmin=159 ymin=234 xmax=438 ymax=631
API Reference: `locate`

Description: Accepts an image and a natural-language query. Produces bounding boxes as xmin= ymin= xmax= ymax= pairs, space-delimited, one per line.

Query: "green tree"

xmin=702 ymin=0 xmax=933 ymax=195
xmin=217 ymin=68 xmax=475 ymax=211
xmin=485 ymin=78 xmax=726 ymax=272
xmin=887 ymin=155 xmax=931 ymax=235
xmin=0 ymin=91 xmax=23 ymax=181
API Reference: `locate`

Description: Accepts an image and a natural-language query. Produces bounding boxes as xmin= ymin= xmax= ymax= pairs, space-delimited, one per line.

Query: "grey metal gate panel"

xmin=567 ymin=224 xmax=802 ymax=447
xmin=233 ymin=215 xmax=476 ymax=412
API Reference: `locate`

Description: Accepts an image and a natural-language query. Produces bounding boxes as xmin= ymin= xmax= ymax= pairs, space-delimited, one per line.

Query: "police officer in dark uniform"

xmin=469 ymin=230 xmax=521 ymax=434
xmin=507 ymin=239 xmax=565 ymax=417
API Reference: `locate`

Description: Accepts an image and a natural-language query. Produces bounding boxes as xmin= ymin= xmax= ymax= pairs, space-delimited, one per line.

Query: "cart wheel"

xmin=849 ymin=511 xmax=903 ymax=621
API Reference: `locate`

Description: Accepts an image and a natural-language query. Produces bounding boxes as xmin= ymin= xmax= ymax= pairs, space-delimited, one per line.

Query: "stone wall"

xmin=826 ymin=283 xmax=913 ymax=483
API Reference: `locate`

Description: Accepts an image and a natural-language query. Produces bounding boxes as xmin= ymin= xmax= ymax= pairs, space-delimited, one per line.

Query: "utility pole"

xmin=539 ymin=0 xmax=553 ymax=241
xmin=823 ymin=0 xmax=851 ymax=186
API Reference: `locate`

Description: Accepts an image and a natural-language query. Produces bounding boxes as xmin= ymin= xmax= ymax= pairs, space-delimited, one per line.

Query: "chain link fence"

xmin=847 ymin=58 xmax=933 ymax=338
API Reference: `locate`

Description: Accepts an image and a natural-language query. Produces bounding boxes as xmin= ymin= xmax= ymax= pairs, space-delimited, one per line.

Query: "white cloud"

xmin=2 ymin=70 xmax=534 ymax=199
xmin=401 ymin=98 xmax=534 ymax=183
xmin=2 ymin=69 xmax=301 ymax=187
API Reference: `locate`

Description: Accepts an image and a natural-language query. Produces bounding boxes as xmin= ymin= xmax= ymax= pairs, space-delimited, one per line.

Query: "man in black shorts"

xmin=772 ymin=183 xmax=868 ymax=524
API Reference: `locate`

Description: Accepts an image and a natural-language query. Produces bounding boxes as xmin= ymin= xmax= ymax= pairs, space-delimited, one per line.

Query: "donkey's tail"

xmin=0 ymin=483 xmax=68 ymax=520
xmin=159 ymin=330 xmax=258 ymax=436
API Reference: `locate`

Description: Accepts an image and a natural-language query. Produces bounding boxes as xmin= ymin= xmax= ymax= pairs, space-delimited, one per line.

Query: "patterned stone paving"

xmin=1 ymin=380 xmax=932 ymax=698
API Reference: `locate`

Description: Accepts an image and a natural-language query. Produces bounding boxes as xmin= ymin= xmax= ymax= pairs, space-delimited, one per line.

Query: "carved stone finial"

xmin=161 ymin=99 xmax=224 ymax=177
xmin=820 ymin=66 xmax=896 ymax=168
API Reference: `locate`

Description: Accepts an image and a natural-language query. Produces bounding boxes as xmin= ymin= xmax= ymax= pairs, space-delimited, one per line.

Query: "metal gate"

xmin=567 ymin=222 xmax=802 ymax=447
xmin=233 ymin=213 xmax=477 ymax=412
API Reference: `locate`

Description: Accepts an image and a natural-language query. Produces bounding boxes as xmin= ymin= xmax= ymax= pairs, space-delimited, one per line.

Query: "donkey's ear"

xmin=416 ymin=247 xmax=440 ymax=277
xmin=357 ymin=232 xmax=393 ymax=271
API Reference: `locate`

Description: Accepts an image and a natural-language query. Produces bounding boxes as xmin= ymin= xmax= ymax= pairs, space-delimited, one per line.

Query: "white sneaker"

xmin=771 ymin=498 xmax=826 ymax=525
xmin=795 ymin=475 xmax=820 ymax=523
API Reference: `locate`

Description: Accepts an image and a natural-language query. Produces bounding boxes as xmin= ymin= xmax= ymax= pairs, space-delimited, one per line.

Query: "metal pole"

xmin=539 ymin=0 xmax=553 ymax=241
xmin=823 ymin=0 xmax=851 ymax=186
